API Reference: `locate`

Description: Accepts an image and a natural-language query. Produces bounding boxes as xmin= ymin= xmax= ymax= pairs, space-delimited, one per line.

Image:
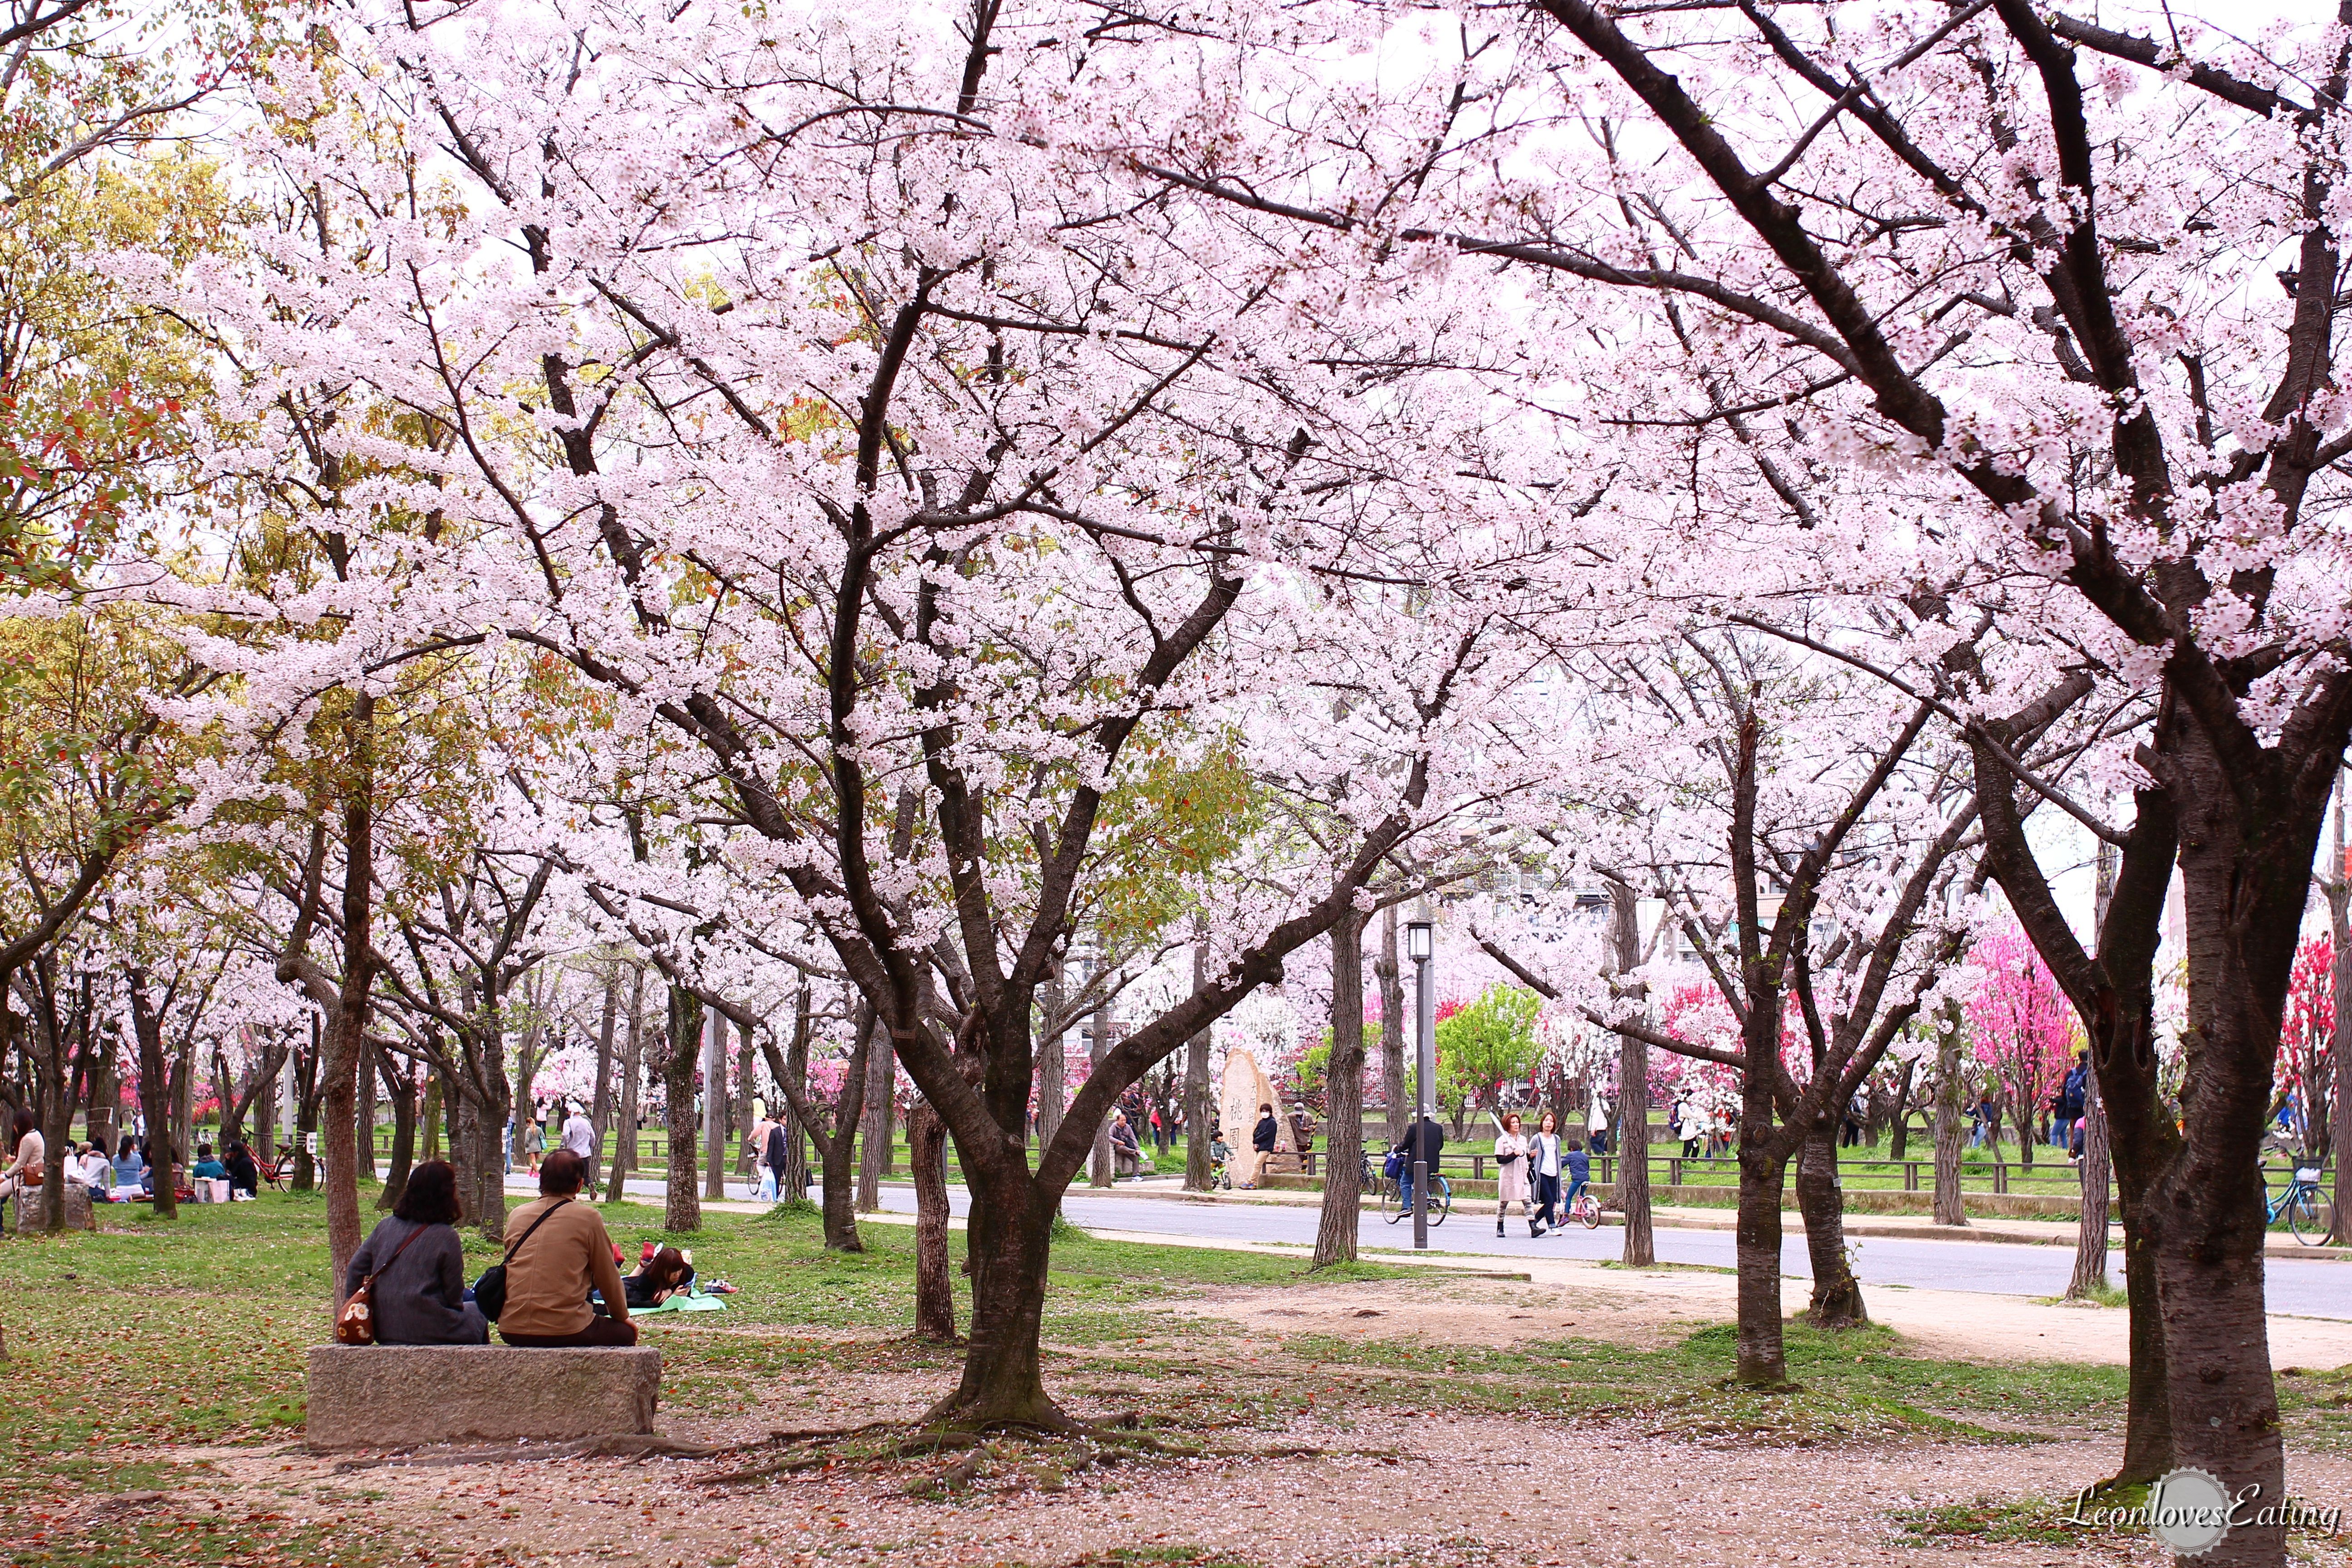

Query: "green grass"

xmin=1889 ymin=1494 xmax=2089 ymax=1547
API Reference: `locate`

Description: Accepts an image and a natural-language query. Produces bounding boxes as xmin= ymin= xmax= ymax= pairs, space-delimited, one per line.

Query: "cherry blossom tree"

xmin=1964 ymin=923 xmax=2077 ymax=1164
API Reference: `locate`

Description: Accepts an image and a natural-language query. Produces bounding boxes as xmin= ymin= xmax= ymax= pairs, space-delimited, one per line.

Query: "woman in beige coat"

xmin=1494 ymin=1112 xmax=1538 ymax=1237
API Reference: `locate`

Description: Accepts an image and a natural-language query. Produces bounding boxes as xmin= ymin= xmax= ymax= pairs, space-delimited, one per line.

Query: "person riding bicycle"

xmin=1564 ymin=1134 xmax=1592 ymax=1213
xmin=1391 ymin=1115 xmax=1445 ymax=1213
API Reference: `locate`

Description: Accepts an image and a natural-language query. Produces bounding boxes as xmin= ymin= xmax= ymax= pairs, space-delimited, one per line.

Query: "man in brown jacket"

xmin=495 ymin=1150 xmax=637 ymax=1347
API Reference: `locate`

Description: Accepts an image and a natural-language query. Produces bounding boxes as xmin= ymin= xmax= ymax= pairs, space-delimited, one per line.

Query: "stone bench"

xmin=305 ymin=1345 xmax=662 ymax=1451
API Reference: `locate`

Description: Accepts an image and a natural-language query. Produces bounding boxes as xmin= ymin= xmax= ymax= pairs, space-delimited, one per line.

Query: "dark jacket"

xmin=1566 ymin=1147 xmax=1591 ymax=1186
xmin=223 ymin=1147 xmax=259 ymax=1195
xmin=1394 ymin=1117 xmax=1445 ymax=1171
xmin=344 ymin=1216 xmax=489 ymax=1345
xmin=764 ymin=1122 xmax=789 ymax=1172
xmin=1253 ymin=1114 xmax=1279 ymax=1153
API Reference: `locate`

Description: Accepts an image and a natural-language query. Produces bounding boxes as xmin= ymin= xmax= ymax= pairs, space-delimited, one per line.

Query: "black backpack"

xmin=471 ymin=1197 xmax=571 ymax=1323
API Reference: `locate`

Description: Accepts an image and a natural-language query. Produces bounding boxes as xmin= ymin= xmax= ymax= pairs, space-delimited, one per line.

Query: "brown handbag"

xmin=335 ymin=1223 xmax=428 ymax=1346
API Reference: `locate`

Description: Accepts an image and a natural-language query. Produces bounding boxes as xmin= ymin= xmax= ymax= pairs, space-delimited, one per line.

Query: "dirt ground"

xmin=131 ymin=1261 xmax=2352 ymax=1567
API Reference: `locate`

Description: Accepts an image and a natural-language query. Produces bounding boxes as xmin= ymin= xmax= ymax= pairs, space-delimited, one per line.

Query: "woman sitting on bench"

xmin=343 ymin=1160 xmax=490 ymax=1344
xmin=495 ymin=1150 xmax=636 ymax=1347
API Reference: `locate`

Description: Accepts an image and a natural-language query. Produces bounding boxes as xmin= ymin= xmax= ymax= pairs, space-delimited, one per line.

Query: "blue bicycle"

xmin=2266 ymin=1158 xmax=2334 ymax=1245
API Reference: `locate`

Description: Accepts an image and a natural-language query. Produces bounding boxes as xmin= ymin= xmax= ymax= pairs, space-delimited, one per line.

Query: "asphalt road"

xmin=543 ymin=1171 xmax=2352 ymax=1321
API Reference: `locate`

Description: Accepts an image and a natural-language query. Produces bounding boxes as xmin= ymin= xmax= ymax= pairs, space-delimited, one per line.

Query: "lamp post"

xmin=1406 ymin=918 xmax=1434 ymax=1250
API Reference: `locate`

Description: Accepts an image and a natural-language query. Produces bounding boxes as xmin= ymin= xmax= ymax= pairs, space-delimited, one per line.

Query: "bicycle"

xmin=2265 ymin=1158 xmax=2334 ymax=1244
xmin=1566 ymin=1187 xmax=1602 ymax=1230
xmin=1378 ymin=1168 xmax=1450 ymax=1225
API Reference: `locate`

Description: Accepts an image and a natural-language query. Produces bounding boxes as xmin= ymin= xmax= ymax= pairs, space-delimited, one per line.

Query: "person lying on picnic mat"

xmin=621 ymin=1245 xmax=695 ymax=1309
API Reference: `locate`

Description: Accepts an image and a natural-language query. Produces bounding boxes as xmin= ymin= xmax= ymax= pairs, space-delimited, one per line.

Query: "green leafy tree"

xmin=1434 ymin=984 xmax=1543 ymax=1136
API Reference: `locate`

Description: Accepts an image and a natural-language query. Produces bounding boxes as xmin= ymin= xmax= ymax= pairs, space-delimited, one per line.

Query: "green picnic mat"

xmin=635 ymin=1289 xmax=728 ymax=1314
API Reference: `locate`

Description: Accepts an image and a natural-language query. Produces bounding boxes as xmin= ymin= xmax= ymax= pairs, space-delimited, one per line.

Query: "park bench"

xmin=305 ymin=1344 xmax=662 ymax=1451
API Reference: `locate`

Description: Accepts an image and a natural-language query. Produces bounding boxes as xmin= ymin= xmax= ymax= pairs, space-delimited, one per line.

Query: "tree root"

xmin=698 ymin=1406 xmax=1367 ymax=1492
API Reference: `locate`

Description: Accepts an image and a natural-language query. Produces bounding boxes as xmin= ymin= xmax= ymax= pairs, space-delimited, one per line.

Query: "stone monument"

xmin=1219 ymin=1049 xmax=1300 ymax=1181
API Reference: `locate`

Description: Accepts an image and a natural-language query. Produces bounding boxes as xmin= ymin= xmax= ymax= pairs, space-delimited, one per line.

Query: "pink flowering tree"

xmin=2280 ymin=936 xmax=2336 ymax=1161
xmin=1964 ymin=924 xmax=2076 ymax=1166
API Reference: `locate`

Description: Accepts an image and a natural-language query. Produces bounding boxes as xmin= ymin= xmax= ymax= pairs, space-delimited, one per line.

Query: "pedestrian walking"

xmin=764 ymin=1113 xmax=793 ymax=1201
xmin=523 ymin=1112 xmax=545 ymax=1175
xmin=1494 ymin=1112 xmax=1539 ymax=1236
xmin=1528 ymin=1110 xmax=1563 ymax=1233
xmin=1586 ymin=1096 xmax=1609 ymax=1157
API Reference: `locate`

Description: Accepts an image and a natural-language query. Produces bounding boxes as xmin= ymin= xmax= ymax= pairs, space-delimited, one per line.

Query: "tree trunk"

xmin=1796 ymin=1121 xmax=1866 ymax=1328
xmin=448 ymin=1086 xmax=481 ymax=1224
xmin=2143 ymin=731 xmax=2313 ymax=1560
xmin=858 ymin=1024 xmax=895 ymax=1210
xmin=376 ymin=1055 xmax=416 ymax=1212
xmin=255 ymin=1050 xmax=279 ymax=1173
xmin=781 ymin=984 xmax=811 ymax=1199
xmin=2068 ymin=1063 xmax=2113 ymax=1297
xmin=815 ymin=1012 xmax=872 ymax=1248
xmin=1377 ymin=906 xmax=1408 ymax=1146
xmin=320 ymin=690 xmax=378 ymax=1304
xmin=1732 ymin=1122 xmax=1789 ymax=1385
xmin=1609 ymin=880 xmax=1654 ymax=1266
xmin=418 ymin=1073 xmax=440 ymax=1163
xmin=604 ymin=968 xmax=644 ymax=1204
xmin=1037 ymin=960 xmax=1065 ymax=1154
xmin=355 ymin=1039 xmax=377 ymax=1180
xmin=292 ymin=1038 xmax=319 ymax=1193
xmin=2327 ymin=772 xmax=2350 ymax=1245
xmin=702 ymin=1000 xmax=727 ymax=1203
xmin=135 ymin=1004 xmax=176 ymax=1222
xmin=925 ymin=1164 xmax=1059 ymax=1428
xmin=1885 ymin=1058 xmax=1916 ymax=1162
xmin=663 ymin=985 xmax=703 ymax=1233
xmin=1313 ymin=914 xmax=1367 ymax=1267
xmin=587 ymin=964 xmax=620 ymax=1198
xmin=735 ymin=1013 xmax=756 ymax=1176
xmin=907 ymin=1099 xmax=956 ymax=1341
xmin=1088 ymin=993 xmax=1112 ymax=1188
xmin=1932 ymin=1004 xmax=1967 ymax=1226
xmin=1183 ymin=934 xmax=1213 ymax=1191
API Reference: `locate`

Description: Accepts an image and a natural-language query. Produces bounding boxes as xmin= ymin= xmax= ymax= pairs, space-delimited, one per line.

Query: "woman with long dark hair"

xmin=342 ymin=1160 xmax=489 ymax=1343
xmin=0 ymin=1108 xmax=43 ymax=1223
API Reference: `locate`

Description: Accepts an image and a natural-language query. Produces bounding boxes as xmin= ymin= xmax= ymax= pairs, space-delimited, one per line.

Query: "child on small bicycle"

xmin=1564 ymin=1134 xmax=1592 ymax=1216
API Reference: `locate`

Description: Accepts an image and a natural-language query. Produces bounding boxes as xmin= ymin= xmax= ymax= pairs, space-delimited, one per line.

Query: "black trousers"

xmin=500 ymin=1315 xmax=639 ymax=1348
xmin=1532 ymin=1171 xmax=1561 ymax=1227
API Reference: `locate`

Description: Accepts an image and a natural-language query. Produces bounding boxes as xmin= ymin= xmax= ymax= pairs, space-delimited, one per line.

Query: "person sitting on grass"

xmin=112 ymin=1135 xmax=144 ymax=1192
xmin=73 ymin=1142 xmax=115 ymax=1200
xmin=0 ymin=1109 xmax=44 ymax=1220
xmin=343 ymin=1160 xmax=490 ymax=1344
xmin=495 ymin=1149 xmax=636 ymax=1348
xmin=191 ymin=1144 xmax=229 ymax=1183
xmin=223 ymin=1142 xmax=260 ymax=1199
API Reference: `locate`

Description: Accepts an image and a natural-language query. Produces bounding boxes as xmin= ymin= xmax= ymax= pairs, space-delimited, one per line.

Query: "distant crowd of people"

xmin=0 ymin=1108 xmax=266 ymax=1224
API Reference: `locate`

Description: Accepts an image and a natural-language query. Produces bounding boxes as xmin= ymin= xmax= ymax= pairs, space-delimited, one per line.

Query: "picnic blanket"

xmin=636 ymin=1289 xmax=728 ymax=1315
